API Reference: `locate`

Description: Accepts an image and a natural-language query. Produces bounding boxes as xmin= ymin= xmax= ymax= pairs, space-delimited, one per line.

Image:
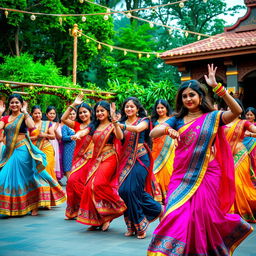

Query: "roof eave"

xmin=161 ymin=46 xmax=256 ymax=65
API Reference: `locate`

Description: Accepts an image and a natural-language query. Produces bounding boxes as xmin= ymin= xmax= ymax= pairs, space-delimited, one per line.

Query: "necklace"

xmin=187 ymin=110 xmax=203 ymax=118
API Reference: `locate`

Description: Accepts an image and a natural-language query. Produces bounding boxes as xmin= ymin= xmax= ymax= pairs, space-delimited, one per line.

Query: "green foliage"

xmin=107 ymin=79 xmax=178 ymax=112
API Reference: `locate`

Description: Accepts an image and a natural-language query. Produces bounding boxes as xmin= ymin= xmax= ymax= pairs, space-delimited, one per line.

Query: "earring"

xmin=136 ymin=112 xmax=139 ymax=116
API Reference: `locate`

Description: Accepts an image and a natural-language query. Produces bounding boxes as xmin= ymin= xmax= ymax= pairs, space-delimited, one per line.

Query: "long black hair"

xmin=76 ymin=103 xmax=93 ymax=124
xmin=175 ymin=80 xmax=215 ymax=118
xmin=88 ymin=101 xmax=110 ymax=135
xmin=120 ymin=97 xmax=147 ymax=122
xmin=31 ymin=105 xmax=42 ymax=114
xmin=151 ymin=99 xmax=172 ymax=124
xmin=234 ymin=98 xmax=245 ymax=119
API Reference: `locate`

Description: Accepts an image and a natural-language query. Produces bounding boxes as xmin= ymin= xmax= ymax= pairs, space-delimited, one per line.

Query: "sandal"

xmin=124 ymin=231 xmax=135 ymax=237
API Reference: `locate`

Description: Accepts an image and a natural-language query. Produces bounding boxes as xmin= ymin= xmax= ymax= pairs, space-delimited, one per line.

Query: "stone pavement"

xmin=0 ymin=201 xmax=255 ymax=256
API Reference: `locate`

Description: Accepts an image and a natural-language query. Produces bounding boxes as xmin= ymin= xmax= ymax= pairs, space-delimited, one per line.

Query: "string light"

xmin=4 ymin=10 xmax=8 ymax=18
xmin=185 ymin=31 xmax=189 ymax=37
xmin=124 ymin=50 xmax=127 ymax=56
xmin=179 ymin=2 xmax=185 ymax=8
xmin=103 ymin=14 xmax=109 ymax=20
xmin=138 ymin=53 xmax=142 ymax=59
xmin=149 ymin=22 xmax=154 ymax=28
xmin=109 ymin=46 xmax=113 ymax=52
xmin=203 ymin=0 xmax=207 ymax=2
xmin=197 ymin=35 xmax=201 ymax=40
xmin=30 ymin=14 xmax=36 ymax=20
xmin=146 ymin=54 xmax=150 ymax=58
xmin=98 ymin=43 xmax=102 ymax=50
xmin=59 ymin=17 xmax=63 ymax=25
xmin=126 ymin=12 xmax=132 ymax=18
xmin=79 ymin=0 xmax=84 ymax=3
xmin=86 ymin=38 xmax=90 ymax=43
xmin=81 ymin=16 xmax=86 ymax=22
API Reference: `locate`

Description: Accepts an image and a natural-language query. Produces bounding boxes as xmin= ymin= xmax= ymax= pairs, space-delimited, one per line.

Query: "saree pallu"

xmin=0 ymin=114 xmax=66 ymax=216
xmin=226 ymin=120 xmax=256 ymax=223
xmin=76 ymin=124 xmax=126 ymax=225
xmin=33 ymin=121 xmax=57 ymax=182
xmin=65 ymin=135 xmax=93 ymax=219
xmin=148 ymin=111 xmax=252 ymax=256
xmin=152 ymin=127 xmax=175 ymax=203
xmin=243 ymin=136 xmax=256 ymax=186
xmin=118 ymin=118 xmax=162 ymax=236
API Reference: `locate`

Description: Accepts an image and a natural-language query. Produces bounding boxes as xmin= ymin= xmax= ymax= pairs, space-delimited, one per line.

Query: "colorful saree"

xmin=148 ymin=111 xmax=252 ymax=256
xmin=118 ymin=118 xmax=162 ymax=236
xmin=0 ymin=114 xmax=66 ymax=216
xmin=225 ymin=119 xmax=256 ymax=223
xmin=76 ymin=124 xmax=126 ymax=226
xmin=65 ymin=126 xmax=93 ymax=219
xmin=152 ymin=119 xmax=176 ymax=203
xmin=33 ymin=120 xmax=57 ymax=181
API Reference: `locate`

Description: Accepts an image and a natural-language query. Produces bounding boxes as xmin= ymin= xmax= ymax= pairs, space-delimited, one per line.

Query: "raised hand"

xmin=21 ymin=101 xmax=28 ymax=113
xmin=204 ymin=64 xmax=218 ymax=88
xmin=110 ymin=102 xmax=117 ymax=122
xmin=0 ymin=100 xmax=6 ymax=114
xmin=73 ymin=93 xmax=84 ymax=106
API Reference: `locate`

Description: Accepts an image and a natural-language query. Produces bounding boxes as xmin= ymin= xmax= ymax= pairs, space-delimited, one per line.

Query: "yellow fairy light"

xmin=203 ymin=0 xmax=207 ymax=2
xmin=146 ymin=54 xmax=150 ymax=58
xmin=30 ymin=14 xmax=36 ymax=21
xmin=149 ymin=23 xmax=154 ymax=28
xmin=197 ymin=35 xmax=201 ymax=40
xmin=4 ymin=10 xmax=8 ymax=18
xmin=179 ymin=2 xmax=184 ymax=8
xmin=126 ymin=12 xmax=132 ymax=18
xmin=29 ymin=86 xmax=34 ymax=90
xmin=98 ymin=43 xmax=102 ymax=50
xmin=59 ymin=17 xmax=63 ymax=25
xmin=103 ymin=15 xmax=109 ymax=20
xmin=109 ymin=46 xmax=113 ymax=52
xmin=67 ymin=89 xmax=70 ymax=93
xmin=86 ymin=38 xmax=90 ymax=43
xmin=106 ymin=8 xmax=111 ymax=13
xmin=82 ymin=16 xmax=86 ymax=22
xmin=138 ymin=53 xmax=142 ymax=59
xmin=79 ymin=0 xmax=84 ymax=3
xmin=156 ymin=53 xmax=160 ymax=58
xmin=185 ymin=31 xmax=189 ymax=37
xmin=5 ymin=83 xmax=10 ymax=87
xmin=124 ymin=50 xmax=127 ymax=56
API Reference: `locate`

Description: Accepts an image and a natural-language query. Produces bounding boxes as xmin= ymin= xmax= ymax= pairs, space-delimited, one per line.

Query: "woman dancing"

xmin=0 ymin=94 xmax=65 ymax=217
xmin=151 ymin=99 xmax=175 ymax=203
xmin=73 ymin=101 xmax=126 ymax=230
xmin=118 ymin=97 xmax=162 ymax=239
xmin=61 ymin=95 xmax=94 ymax=220
xmin=147 ymin=64 xmax=252 ymax=255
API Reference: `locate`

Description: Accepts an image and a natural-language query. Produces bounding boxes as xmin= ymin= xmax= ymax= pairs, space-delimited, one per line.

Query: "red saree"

xmin=76 ymin=123 xmax=126 ymax=226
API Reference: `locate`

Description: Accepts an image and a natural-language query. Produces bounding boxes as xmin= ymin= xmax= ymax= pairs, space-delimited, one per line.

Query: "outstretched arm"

xmin=204 ymin=64 xmax=242 ymax=124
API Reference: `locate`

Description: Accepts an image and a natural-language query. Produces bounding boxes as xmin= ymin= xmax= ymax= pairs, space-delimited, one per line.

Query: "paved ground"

xmin=0 ymin=195 xmax=255 ymax=256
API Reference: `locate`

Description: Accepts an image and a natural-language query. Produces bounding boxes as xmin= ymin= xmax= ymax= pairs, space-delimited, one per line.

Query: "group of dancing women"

xmin=0 ymin=64 xmax=256 ymax=255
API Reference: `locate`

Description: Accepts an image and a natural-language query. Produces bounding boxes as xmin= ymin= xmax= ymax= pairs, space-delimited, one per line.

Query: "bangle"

xmin=212 ymin=83 xmax=222 ymax=92
xmin=123 ymin=123 xmax=127 ymax=130
xmin=69 ymin=105 xmax=76 ymax=111
xmin=113 ymin=120 xmax=118 ymax=123
xmin=24 ymin=113 xmax=30 ymax=119
xmin=165 ymin=126 xmax=170 ymax=135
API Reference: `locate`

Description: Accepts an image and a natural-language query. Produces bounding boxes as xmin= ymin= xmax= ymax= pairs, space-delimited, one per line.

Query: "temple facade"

xmin=161 ymin=0 xmax=256 ymax=108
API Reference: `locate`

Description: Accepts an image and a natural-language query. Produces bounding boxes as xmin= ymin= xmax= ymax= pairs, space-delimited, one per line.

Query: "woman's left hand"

xmin=204 ymin=64 xmax=218 ymax=88
xmin=110 ymin=102 xmax=118 ymax=122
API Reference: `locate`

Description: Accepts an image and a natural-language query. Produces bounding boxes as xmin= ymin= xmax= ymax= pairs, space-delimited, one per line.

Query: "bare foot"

xmin=124 ymin=231 xmax=135 ymax=237
xmin=31 ymin=209 xmax=38 ymax=216
xmin=137 ymin=232 xmax=146 ymax=239
xmin=101 ymin=221 xmax=110 ymax=232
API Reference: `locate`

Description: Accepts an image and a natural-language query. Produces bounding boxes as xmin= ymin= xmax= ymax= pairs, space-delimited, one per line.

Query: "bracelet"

xmin=112 ymin=120 xmax=119 ymax=123
xmin=69 ymin=105 xmax=76 ymax=111
xmin=212 ymin=83 xmax=222 ymax=92
xmin=123 ymin=123 xmax=127 ymax=130
xmin=165 ymin=126 xmax=170 ymax=135
xmin=24 ymin=112 xmax=30 ymax=119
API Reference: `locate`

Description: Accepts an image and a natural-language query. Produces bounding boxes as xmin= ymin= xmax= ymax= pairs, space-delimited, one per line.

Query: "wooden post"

xmin=71 ymin=24 xmax=79 ymax=85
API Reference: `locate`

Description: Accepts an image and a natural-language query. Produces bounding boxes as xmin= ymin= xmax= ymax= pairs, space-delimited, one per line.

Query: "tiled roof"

xmin=161 ymin=31 xmax=256 ymax=58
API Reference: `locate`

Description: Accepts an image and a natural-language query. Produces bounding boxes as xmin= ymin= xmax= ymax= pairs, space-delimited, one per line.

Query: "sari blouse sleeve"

xmin=164 ymin=116 xmax=178 ymax=130
xmin=0 ymin=116 xmax=9 ymax=124
xmin=245 ymin=120 xmax=253 ymax=130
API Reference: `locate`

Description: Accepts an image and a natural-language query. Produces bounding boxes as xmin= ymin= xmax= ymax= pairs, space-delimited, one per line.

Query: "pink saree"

xmin=148 ymin=111 xmax=253 ymax=256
